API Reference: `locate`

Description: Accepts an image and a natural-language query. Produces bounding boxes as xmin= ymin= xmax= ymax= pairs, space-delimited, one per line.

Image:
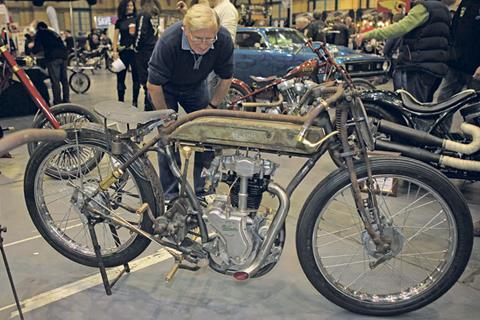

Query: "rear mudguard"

xmin=232 ymin=78 xmax=253 ymax=95
xmin=359 ymin=90 xmax=411 ymax=127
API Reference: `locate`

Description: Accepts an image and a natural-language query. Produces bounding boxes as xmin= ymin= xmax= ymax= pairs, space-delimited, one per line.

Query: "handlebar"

xmin=0 ymin=129 xmax=67 ymax=157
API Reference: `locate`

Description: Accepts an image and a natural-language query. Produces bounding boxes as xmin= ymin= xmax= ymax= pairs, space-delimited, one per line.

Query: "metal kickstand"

xmin=0 ymin=225 xmax=24 ymax=320
xmin=87 ymin=218 xmax=130 ymax=296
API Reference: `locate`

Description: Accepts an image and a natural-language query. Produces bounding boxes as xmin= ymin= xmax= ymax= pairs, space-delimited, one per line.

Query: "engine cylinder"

xmin=224 ymin=173 xmax=268 ymax=210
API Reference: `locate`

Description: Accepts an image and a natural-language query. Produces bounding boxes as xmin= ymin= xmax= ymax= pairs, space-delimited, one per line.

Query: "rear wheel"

xmin=24 ymin=126 xmax=162 ymax=267
xmin=296 ymin=157 xmax=473 ymax=316
xmin=224 ymin=82 xmax=255 ymax=111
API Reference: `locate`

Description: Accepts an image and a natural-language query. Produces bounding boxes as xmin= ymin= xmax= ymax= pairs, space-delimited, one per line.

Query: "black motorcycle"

xmin=359 ymin=88 xmax=480 ymax=180
xmin=67 ymin=44 xmax=114 ymax=73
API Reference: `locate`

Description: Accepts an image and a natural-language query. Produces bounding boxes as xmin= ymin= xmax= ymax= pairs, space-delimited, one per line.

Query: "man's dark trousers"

xmin=400 ymin=71 xmax=442 ymax=103
xmin=46 ymin=58 xmax=69 ymax=105
xmin=157 ymin=82 xmax=214 ymax=200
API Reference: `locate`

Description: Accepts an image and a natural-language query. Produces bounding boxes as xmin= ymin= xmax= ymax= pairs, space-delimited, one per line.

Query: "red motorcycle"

xmin=0 ymin=39 xmax=101 ymax=175
xmin=226 ymin=40 xmax=376 ymax=115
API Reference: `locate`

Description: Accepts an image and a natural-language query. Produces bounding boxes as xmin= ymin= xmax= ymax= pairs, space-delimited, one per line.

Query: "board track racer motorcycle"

xmin=24 ymin=69 xmax=472 ymax=316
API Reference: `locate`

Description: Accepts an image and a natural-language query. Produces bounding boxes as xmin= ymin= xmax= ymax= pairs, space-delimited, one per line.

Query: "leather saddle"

xmin=94 ymin=101 xmax=176 ymax=125
xmin=398 ymin=89 xmax=477 ymax=113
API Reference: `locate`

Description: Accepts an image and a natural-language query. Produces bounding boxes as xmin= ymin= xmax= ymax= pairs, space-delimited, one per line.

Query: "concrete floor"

xmin=0 ymin=70 xmax=479 ymax=319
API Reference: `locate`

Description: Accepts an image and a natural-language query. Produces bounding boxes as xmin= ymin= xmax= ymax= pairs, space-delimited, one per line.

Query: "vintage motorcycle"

xmin=360 ymin=88 xmax=480 ymax=180
xmin=24 ymin=66 xmax=473 ymax=315
xmin=226 ymin=40 xmax=376 ymax=115
xmin=67 ymin=44 xmax=114 ymax=73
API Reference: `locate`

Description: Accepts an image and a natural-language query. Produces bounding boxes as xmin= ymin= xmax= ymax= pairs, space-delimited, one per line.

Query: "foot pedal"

xmin=165 ymin=256 xmax=183 ymax=283
xmin=165 ymin=256 xmax=201 ymax=283
xmin=135 ymin=203 xmax=149 ymax=215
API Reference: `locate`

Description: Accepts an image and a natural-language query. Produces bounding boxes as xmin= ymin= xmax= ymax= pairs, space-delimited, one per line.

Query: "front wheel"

xmin=24 ymin=124 xmax=163 ymax=267
xmin=296 ymin=157 xmax=473 ymax=316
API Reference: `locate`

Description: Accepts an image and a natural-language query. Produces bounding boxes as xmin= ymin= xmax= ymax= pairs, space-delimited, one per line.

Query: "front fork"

xmin=336 ymin=99 xmax=392 ymax=258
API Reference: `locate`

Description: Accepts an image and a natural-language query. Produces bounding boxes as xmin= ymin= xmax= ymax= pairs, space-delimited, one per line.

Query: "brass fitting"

xmin=135 ymin=203 xmax=149 ymax=215
xmin=99 ymin=167 xmax=124 ymax=191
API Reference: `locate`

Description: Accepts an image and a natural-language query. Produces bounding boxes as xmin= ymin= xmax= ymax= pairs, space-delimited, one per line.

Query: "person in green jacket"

xmin=356 ymin=0 xmax=456 ymax=103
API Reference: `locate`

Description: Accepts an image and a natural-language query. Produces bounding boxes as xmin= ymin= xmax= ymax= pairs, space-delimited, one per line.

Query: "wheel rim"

xmin=312 ymin=174 xmax=457 ymax=304
xmin=72 ymin=74 xmax=88 ymax=93
xmin=33 ymin=143 xmax=146 ymax=258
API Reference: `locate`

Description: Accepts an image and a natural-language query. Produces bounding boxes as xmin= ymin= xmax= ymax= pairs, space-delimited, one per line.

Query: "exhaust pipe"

xmin=241 ymin=93 xmax=284 ymax=108
xmin=443 ymin=123 xmax=480 ymax=155
xmin=375 ymin=140 xmax=480 ymax=172
xmin=378 ymin=120 xmax=480 ymax=155
xmin=375 ymin=140 xmax=441 ymax=163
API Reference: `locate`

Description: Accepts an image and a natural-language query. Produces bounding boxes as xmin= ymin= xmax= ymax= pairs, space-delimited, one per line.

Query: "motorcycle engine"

xmin=202 ymin=152 xmax=279 ymax=271
xmin=275 ymin=79 xmax=318 ymax=115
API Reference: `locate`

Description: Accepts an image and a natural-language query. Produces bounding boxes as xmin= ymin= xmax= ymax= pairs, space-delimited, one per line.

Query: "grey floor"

xmin=0 ymin=71 xmax=479 ymax=319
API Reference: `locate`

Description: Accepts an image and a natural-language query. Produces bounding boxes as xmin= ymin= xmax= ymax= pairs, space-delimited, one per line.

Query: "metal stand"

xmin=0 ymin=225 xmax=25 ymax=320
xmin=86 ymin=218 xmax=130 ymax=296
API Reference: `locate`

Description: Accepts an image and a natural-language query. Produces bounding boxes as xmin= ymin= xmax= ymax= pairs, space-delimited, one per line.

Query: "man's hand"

xmin=27 ymin=42 xmax=34 ymax=49
xmin=112 ymin=51 xmax=119 ymax=60
xmin=473 ymin=66 xmax=480 ymax=80
xmin=177 ymin=1 xmax=188 ymax=15
xmin=355 ymin=33 xmax=366 ymax=47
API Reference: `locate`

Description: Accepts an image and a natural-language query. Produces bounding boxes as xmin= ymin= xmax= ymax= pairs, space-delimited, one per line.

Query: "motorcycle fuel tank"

xmin=169 ymin=116 xmax=325 ymax=155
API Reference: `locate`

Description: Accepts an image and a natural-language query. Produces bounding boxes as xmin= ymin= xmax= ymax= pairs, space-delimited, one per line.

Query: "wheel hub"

xmin=362 ymin=226 xmax=406 ymax=259
xmin=70 ymin=180 xmax=109 ymax=220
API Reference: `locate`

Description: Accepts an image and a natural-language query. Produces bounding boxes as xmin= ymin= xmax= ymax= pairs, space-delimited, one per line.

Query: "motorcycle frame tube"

xmin=0 ymin=45 xmax=61 ymax=129
xmin=109 ymin=110 xmax=337 ymax=244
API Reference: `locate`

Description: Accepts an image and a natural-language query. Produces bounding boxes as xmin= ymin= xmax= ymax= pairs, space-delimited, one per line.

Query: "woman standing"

xmin=134 ymin=0 xmax=161 ymax=111
xmin=113 ymin=0 xmax=140 ymax=107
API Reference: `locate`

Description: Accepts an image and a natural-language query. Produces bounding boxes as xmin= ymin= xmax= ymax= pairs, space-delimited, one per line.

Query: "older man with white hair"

xmin=147 ymin=4 xmax=234 ymax=200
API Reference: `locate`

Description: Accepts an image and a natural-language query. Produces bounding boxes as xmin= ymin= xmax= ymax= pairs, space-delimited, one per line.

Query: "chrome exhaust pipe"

xmin=237 ymin=181 xmax=289 ymax=278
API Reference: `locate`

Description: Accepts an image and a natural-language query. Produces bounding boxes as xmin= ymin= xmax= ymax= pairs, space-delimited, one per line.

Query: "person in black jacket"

xmin=437 ymin=0 xmax=480 ymax=101
xmin=30 ymin=21 xmax=69 ymax=105
xmin=134 ymin=0 xmax=161 ymax=111
xmin=113 ymin=0 xmax=140 ymax=107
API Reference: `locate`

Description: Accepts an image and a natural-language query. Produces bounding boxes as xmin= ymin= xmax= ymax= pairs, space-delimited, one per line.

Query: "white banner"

xmin=47 ymin=6 xmax=60 ymax=34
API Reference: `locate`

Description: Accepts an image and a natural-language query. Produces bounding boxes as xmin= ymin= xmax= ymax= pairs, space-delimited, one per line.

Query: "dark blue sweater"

xmin=148 ymin=21 xmax=233 ymax=89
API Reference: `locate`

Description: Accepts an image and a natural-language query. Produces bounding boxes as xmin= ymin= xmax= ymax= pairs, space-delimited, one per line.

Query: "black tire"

xmin=352 ymin=78 xmax=376 ymax=91
xmin=105 ymin=56 xmax=115 ymax=73
xmin=24 ymin=124 xmax=163 ymax=267
xmin=28 ymin=103 xmax=102 ymax=178
xmin=69 ymin=72 xmax=91 ymax=94
xmin=296 ymin=157 xmax=473 ymax=316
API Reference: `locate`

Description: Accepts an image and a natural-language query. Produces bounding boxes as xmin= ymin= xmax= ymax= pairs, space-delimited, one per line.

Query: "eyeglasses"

xmin=189 ymin=34 xmax=217 ymax=44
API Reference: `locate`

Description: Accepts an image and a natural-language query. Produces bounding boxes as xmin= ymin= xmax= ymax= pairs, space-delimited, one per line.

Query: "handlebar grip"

xmin=0 ymin=129 xmax=67 ymax=157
